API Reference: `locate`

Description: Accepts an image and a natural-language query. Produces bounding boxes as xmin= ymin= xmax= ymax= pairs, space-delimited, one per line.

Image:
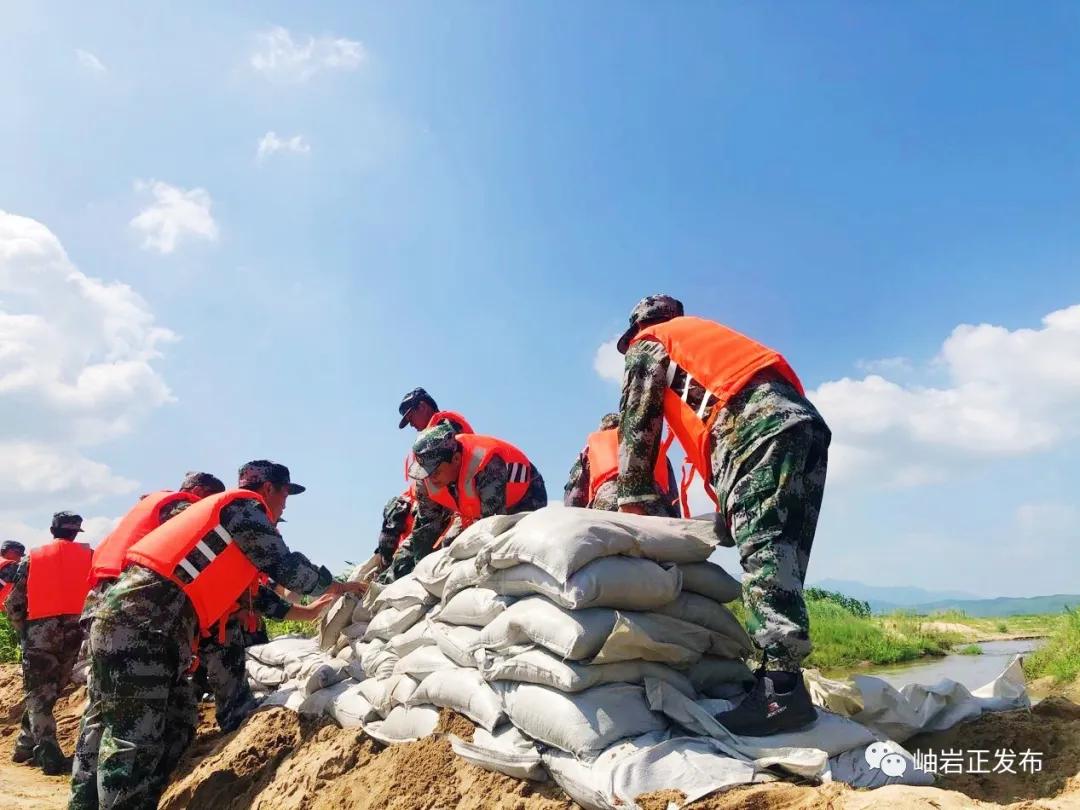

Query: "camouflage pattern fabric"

xmin=71 ymin=495 xmax=333 ymax=810
xmin=376 ymin=494 xmax=412 ymax=566
xmin=382 ymin=459 xmax=548 ymax=582
xmin=618 ymin=340 xmax=830 ymax=671
xmin=13 ymin=616 xmax=83 ymax=755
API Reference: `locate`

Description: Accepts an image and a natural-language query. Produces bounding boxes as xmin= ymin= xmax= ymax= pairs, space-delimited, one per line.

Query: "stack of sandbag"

xmin=245 ymin=634 xmax=349 ymax=700
xmin=248 ymin=509 xmax=981 ymax=806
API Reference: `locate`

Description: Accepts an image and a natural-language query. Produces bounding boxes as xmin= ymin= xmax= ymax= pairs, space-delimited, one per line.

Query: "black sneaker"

xmin=11 ymin=746 xmax=34 ymax=764
xmin=714 ymin=670 xmax=818 ymax=737
xmin=33 ymin=740 xmax=68 ymax=776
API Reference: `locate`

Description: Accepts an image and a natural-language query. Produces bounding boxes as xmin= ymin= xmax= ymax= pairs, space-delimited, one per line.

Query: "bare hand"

xmin=328 ymin=579 xmax=368 ymax=596
xmin=619 ymin=503 xmax=648 ymax=516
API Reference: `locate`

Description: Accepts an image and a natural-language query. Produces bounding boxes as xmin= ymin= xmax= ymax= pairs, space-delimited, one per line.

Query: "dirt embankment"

xmin=1 ymin=663 xmax=1079 ymax=810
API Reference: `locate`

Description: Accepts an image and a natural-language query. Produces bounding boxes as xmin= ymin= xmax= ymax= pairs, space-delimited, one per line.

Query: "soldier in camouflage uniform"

xmin=69 ymin=461 xmax=364 ymax=810
xmin=563 ymin=413 xmax=680 ymax=515
xmin=70 ymin=472 xmax=226 ymax=809
xmin=615 ymin=295 xmax=830 ymax=736
xmin=7 ymin=513 xmax=88 ymax=774
xmin=0 ymin=540 xmax=25 ymax=606
xmin=382 ymin=424 xmax=547 ymax=582
xmin=198 ymin=582 xmax=332 ymax=733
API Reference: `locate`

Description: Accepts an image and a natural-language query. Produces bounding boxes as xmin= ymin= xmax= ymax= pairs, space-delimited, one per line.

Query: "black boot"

xmin=33 ymin=740 xmax=68 ymax=776
xmin=11 ymin=745 xmax=34 ymax=764
xmin=714 ymin=669 xmax=817 ymax=737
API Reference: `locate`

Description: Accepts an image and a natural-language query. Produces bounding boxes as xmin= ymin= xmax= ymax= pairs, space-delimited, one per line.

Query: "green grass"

xmin=0 ymin=613 xmax=19 ymax=664
xmin=996 ymin=622 xmax=1009 ymax=633
xmin=957 ymin=643 xmax=983 ymax=656
xmin=1025 ymin=609 xmax=1080 ymax=683
xmin=264 ymin=618 xmax=317 ymax=639
xmin=804 ymin=601 xmax=958 ymax=669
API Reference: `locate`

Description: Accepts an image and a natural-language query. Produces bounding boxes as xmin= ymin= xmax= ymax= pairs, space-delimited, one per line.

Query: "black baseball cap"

xmin=238 ymin=460 xmax=306 ymax=494
xmin=398 ymin=387 xmax=438 ymax=429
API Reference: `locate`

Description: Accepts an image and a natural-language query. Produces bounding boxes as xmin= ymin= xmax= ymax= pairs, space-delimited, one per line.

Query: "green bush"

xmin=957 ymin=643 xmax=983 ymax=656
xmin=264 ymin=618 xmax=316 ymax=639
xmin=804 ymin=587 xmax=871 ymax=618
xmin=0 ymin=613 xmax=20 ymax=663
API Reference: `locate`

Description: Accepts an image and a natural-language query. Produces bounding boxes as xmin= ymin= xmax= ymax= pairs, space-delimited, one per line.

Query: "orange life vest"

xmin=27 ymin=540 xmax=93 ymax=620
xmin=396 ymin=490 xmax=416 ymax=552
xmin=424 ymin=434 xmax=532 ymax=521
xmin=0 ymin=559 xmax=16 ymax=611
xmin=126 ymin=489 xmax=270 ymax=632
xmin=631 ymin=316 xmax=803 ymax=507
xmin=90 ymin=490 xmax=200 ymax=586
xmin=585 ymin=428 xmax=672 ymax=506
xmin=427 ymin=410 xmax=474 ymax=434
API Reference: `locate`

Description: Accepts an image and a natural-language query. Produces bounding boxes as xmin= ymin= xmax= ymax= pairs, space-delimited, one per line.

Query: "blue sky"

xmin=1 ymin=2 xmax=1078 ymax=595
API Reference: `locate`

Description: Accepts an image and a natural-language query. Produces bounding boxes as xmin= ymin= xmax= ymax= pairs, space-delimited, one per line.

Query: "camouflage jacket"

xmin=92 ymin=496 xmax=334 ymax=642
xmin=617 ymin=339 xmax=825 ymax=507
xmin=564 ymin=445 xmax=679 ymax=512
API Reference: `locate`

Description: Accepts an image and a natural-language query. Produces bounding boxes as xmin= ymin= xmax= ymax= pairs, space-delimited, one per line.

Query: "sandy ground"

xmin=1 ymin=663 xmax=1078 ymax=810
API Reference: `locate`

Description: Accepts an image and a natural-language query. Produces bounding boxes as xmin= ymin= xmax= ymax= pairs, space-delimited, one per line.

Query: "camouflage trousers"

xmin=197 ymin=619 xmax=261 ymax=733
xmin=16 ymin=615 xmax=83 ymax=754
xmin=591 ymin=480 xmax=679 ymax=516
xmin=712 ymin=396 xmax=830 ymax=672
xmin=68 ymin=619 xmax=197 ymax=810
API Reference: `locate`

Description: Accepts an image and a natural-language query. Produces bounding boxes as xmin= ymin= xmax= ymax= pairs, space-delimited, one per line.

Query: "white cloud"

xmin=256 ymin=131 xmax=311 ymax=162
xmin=811 ymin=304 xmax=1080 ymax=488
xmin=593 ymin=336 xmax=624 ymax=383
xmin=75 ymin=49 xmax=107 ymax=74
xmin=250 ymin=26 xmax=365 ymax=83
xmin=0 ymin=210 xmax=175 ymax=508
xmin=130 ymin=180 xmax=218 ymax=254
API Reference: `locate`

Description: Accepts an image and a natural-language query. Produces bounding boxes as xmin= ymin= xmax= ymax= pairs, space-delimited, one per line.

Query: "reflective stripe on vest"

xmin=0 ymin=559 xmax=15 ymax=611
xmin=90 ymin=490 xmax=200 ymax=586
xmin=425 ymin=434 xmax=532 ymax=521
xmin=631 ymin=316 xmax=803 ymax=507
xmin=126 ymin=490 xmax=269 ymax=632
xmin=27 ymin=540 xmax=93 ymax=620
xmin=585 ymin=428 xmax=672 ymax=506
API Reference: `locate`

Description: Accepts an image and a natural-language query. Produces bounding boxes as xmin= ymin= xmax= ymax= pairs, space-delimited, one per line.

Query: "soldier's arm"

xmin=476 ymin=456 xmax=510 ymax=518
xmin=397 ymin=483 xmax=451 ymax=561
xmin=377 ymin=495 xmax=411 ymax=565
xmin=617 ymin=339 xmax=670 ymax=507
xmin=563 ymin=451 xmax=590 ymax=507
xmin=220 ymin=500 xmax=334 ymax=597
xmin=5 ymin=561 xmax=29 ymax=635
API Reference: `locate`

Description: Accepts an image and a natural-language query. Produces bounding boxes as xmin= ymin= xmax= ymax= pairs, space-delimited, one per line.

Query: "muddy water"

xmin=838 ymin=638 xmax=1046 ymax=692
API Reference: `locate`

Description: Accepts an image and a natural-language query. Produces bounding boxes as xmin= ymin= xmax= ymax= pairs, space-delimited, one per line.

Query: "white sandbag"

xmin=336 ymin=644 xmax=355 ymax=662
xmin=449 ymin=725 xmax=547 ymax=782
xmin=342 ymin=622 xmax=370 ymax=640
xmin=388 ymin=620 xmax=436 ymax=656
xmin=284 ymin=651 xmax=327 ymax=680
xmin=408 ymin=668 xmax=504 ymax=731
xmin=441 ymin=558 xmax=491 ymax=602
xmin=827 ymin=740 xmax=934 ymax=788
xmin=261 ymin=682 xmax=306 ymax=712
xmin=301 ymin=658 xmax=349 ymax=695
xmin=327 ymin=682 xmax=380 ymax=728
xmin=688 ymin=657 xmax=756 ymax=698
xmin=429 ymin=621 xmax=482 ymax=669
xmin=448 ymin=513 xmax=528 ymax=560
xmin=653 ymin=592 xmax=750 ymax=642
xmin=360 ymin=640 xmax=399 ymax=681
xmin=247 ymin=635 xmax=318 ymax=667
xmin=319 ymin=594 xmax=359 ymax=650
xmin=394 ymin=645 xmax=457 ymax=681
xmin=481 ymin=508 xmax=718 ymax=581
xmin=479 ymin=598 xmax=618 ymax=660
xmin=592 ymin=612 xmax=712 ymax=667
xmin=412 ymin=547 xmax=457 ymax=598
xmin=358 ymin=673 xmax=418 ymax=718
xmin=352 ymin=601 xmax=374 ymax=625
xmin=347 ymin=659 xmax=366 ymax=682
xmin=363 ymin=704 xmax=440 ymax=745
xmin=679 ymin=561 xmax=741 ymax=604
xmin=610 ymin=736 xmax=758 ymax=806
xmin=246 ymin=659 xmax=287 ymax=688
xmin=363 ymin=603 xmax=426 ymax=642
xmin=298 ymin=683 xmax=343 ymax=717
xmin=496 ymin=681 xmax=667 ymax=759
xmin=439 ymin=588 xmax=515 ymax=627
xmin=373 ymin=575 xmax=438 ymax=611
xmin=483 ymin=557 xmax=683 ymax=611
xmin=479 ymin=647 xmax=696 ymax=697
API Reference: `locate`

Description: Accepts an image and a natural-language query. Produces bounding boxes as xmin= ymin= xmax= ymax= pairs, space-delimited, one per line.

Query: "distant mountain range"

xmin=811 ymin=579 xmax=1080 ymax=617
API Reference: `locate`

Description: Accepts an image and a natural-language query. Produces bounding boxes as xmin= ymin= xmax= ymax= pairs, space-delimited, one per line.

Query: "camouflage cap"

xmin=50 ymin=511 xmax=84 ymax=533
xmin=408 ymin=422 xmax=461 ymax=480
xmin=398 ymin=387 xmax=438 ymax=429
xmin=0 ymin=540 xmax=25 ymax=556
xmin=179 ymin=471 xmax=226 ymax=494
xmin=238 ymin=460 xmax=306 ymax=495
xmin=616 ymin=294 xmax=685 ymax=353
xmin=598 ymin=412 xmax=621 ymax=431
